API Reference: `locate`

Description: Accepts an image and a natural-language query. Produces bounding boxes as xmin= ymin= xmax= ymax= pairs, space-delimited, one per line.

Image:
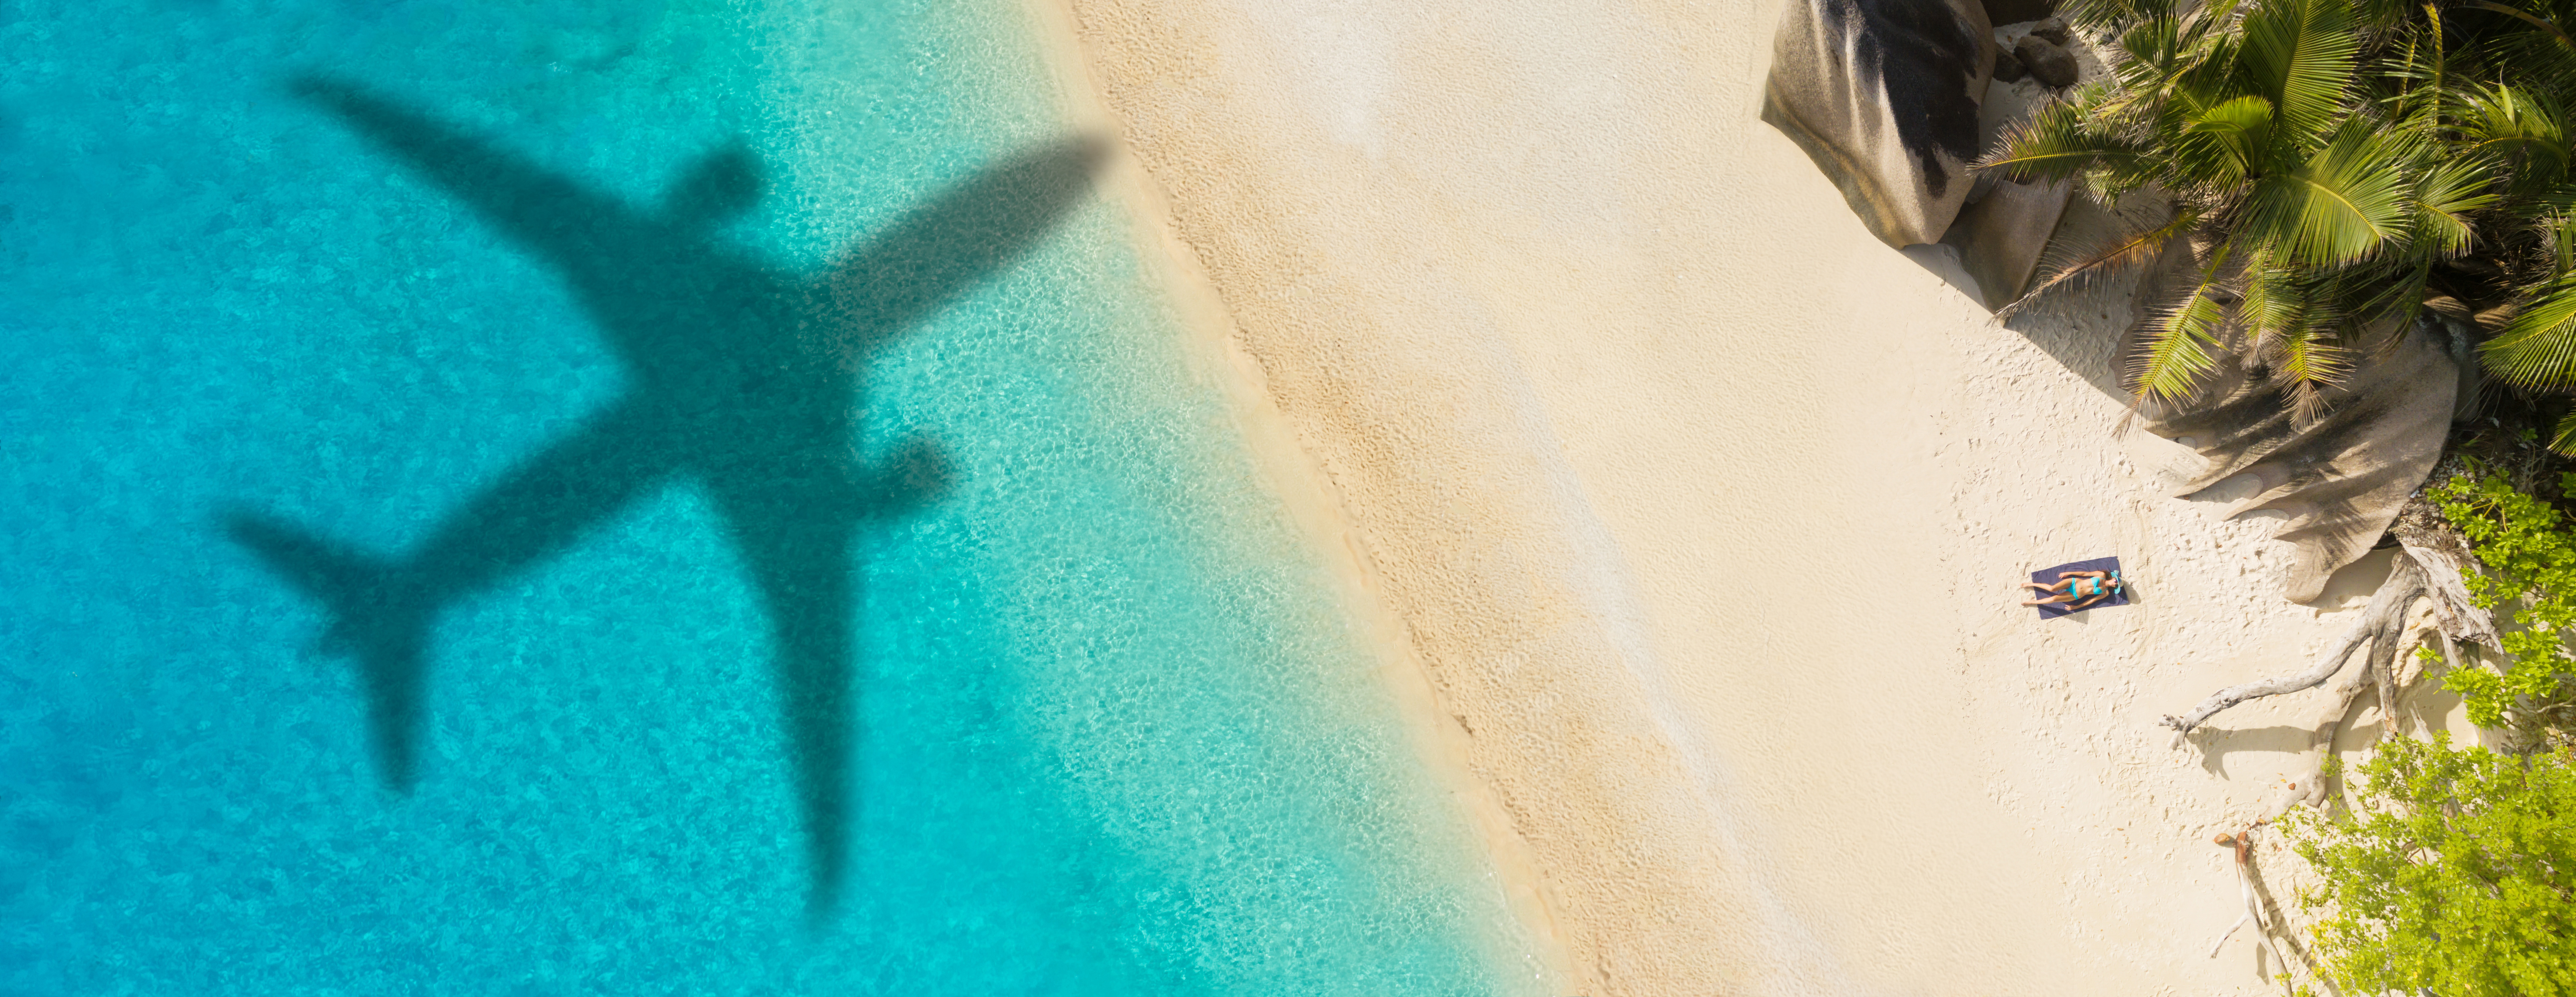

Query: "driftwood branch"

xmin=2208 ymin=826 xmax=2306 ymax=994
xmin=2171 ymin=501 xmax=2490 ymax=990
xmin=2237 ymin=852 xmax=2295 ymax=987
xmin=2162 ymin=558 xmax=2426 ymax=733
xmin=2206 ymin=908 xmax=2252 ymax=958
xmin=2205 ymin=831 xmax=2258 ymax=957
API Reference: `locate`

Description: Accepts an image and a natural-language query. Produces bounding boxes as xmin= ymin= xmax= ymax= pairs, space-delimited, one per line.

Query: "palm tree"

xmin=1984 ymin=0 xmax=2576 ymax=441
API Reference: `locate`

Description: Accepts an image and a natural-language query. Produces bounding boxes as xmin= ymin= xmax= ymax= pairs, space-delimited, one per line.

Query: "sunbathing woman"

xmin=2022 ymin=569 xmax=2122 ymax=610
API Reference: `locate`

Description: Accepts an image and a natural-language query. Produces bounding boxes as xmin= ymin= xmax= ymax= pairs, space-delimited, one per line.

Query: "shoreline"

xmin=1026 ymin=2 xmax=1829 ymax=989
xmin=1019 ymin=2 xmax=1583 ymax=988
xmin=1030 ymin=1 xmax=2493 ymax=993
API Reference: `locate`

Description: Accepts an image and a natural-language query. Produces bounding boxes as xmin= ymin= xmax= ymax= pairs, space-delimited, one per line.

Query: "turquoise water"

xmin=0 ymin=1 xmax=1543 ymax=993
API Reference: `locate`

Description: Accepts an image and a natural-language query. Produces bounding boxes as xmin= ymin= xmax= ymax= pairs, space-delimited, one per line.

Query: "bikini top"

xmin=2075 ymin=571 xmax=2123 ymax=598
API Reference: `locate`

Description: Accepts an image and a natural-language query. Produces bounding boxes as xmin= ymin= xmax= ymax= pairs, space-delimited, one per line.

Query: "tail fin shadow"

xmin=222 ymin=509 xmax=434 ymax=789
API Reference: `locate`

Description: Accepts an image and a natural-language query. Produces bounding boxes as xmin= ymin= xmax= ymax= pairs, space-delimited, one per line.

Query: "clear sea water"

xmin=0 ymin=2 xmax=1543 ymax=993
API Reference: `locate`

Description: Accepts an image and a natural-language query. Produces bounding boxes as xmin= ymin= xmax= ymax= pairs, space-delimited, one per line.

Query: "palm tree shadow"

xmin=221 ymin=75 xmax=1105 ymax=917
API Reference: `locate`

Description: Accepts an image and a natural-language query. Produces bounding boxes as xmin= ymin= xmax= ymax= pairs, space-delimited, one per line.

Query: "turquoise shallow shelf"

xmin=0 ymin=2 xmax=1537 ymax=994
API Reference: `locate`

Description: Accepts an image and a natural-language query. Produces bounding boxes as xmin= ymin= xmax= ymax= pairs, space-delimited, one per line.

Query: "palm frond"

xmin=2330 ymin=255 xmax=2436 ymax=325
xmin=2182 ymin=95 xmax=2278 ymax=186
xmin=2346 ymin=0 xmax=2415 ymax=33
xmin=2237 ymin=248 xmax=2304 ymax=336
xmin=2117 ymin=11 xmax=2240 ymax=100
xmin=2065 ymin=0 xmax=2174 ymax=33
xmin=2118 ymin=12 xmax=2188 ymax=85
xmin=2270 ymin=319 xmax=2348 ymax=424
xmin=2553 ymin=212 xmax=2576 ymax=277
xmin=2378 ymin=3 xmax=2447 ymax=122
xmin=2241 ymin=120 xmax=2411 ymax=265
xmin=2466 ymin=1 xmax=2576 ymax=55
xmin=2172 ymin=32 xmax=2249 ymax=106
xmin=2000 ymin=207 xmax=2206 ymax=319
xmin=2245 ymin=263 xmax=2351 ymax=425
xmin=2480 ymin=273 xmax=2576 ymax=388
xmin=2234 ymin=258 xmax=2343 ymax=423
xmin=2463 ymin=4 xmax=2576 ymax=113
xmin=1977 ymin=93 xmax=2150 ymax=184
xmin=2133 ymin=270 xmax=2236 ymax=401
xmin=2241 ymin=0 xmax=2362 ymax=150
xmin=2181 ymin=0 xmax=2252 ymax=51
xmin=2413 ymin=155 xmax=2498 ymax=256
xmin=2458 ymin=83 xmax=2572 ymax=193
xmin=2550 ymin=406 xmax=2576 ymax=454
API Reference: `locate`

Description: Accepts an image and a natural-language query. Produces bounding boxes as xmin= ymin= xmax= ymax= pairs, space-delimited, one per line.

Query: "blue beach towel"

xmin=2032 ymin=556 xmax=2128 ymax=618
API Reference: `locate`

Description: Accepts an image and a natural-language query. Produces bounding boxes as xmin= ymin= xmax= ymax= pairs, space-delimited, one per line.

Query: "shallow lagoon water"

xmin=0 ymin=2 xmax=1540 ymax=993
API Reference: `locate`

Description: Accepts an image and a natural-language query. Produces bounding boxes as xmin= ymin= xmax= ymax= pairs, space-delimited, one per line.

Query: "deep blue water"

xmin=0 ymin=1 xmax=1541 ymax=993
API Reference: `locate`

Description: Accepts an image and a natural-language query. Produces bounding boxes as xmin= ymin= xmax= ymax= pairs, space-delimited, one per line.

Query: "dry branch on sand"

xmin=2205 ymin=828 xmax=2300 ymax=981
xmin=2159 ymin=556 xmax=2423 ymax=741
xmin=2159 ymin=507 xmax=2506 ymax=986
xmin=2161 ymin=506 xmax=2499 ymax=812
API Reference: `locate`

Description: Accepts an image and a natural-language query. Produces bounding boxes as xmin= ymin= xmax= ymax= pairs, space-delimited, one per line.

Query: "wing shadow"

xmin=223 ymin=76 xmax=1104 ymax=916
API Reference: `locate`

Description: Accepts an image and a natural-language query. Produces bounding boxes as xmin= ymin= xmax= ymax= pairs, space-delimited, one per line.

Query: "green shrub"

xmin=2282 ymin=734 xmax=2576 ymax=996
xmin=2424 ymin=470 xmax=2576 ymax=736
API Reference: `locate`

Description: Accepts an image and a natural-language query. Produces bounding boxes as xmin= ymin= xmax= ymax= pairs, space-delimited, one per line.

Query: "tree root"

xmin=2391 ymin=496 xmax=2501 ymax=652
xmin=2167 ymin=502 xmax=2501 ymax=989
xmin=2159 ymin=512 xmax=2498 ymax=739
xmin=2162 ymin=557 xmax=2427 ymax=735
xmin=2269 ymin=628 xmax=2385 ymax=811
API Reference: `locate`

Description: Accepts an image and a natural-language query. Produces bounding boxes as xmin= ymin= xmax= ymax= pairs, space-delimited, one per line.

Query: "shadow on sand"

xmin=222 ymin=75 xmax=1104 ymax=917
xmin=1979 ymin=196 xmax=2150 ymax=404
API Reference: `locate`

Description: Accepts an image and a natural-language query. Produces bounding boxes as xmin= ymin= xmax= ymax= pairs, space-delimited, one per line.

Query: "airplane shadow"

xmin=221 ymin=75 xmax=1105 ymax=917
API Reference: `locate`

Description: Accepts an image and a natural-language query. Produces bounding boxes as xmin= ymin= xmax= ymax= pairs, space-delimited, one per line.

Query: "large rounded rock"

xmin=2013 ymin=34 xmax=2079 ymax=87
xmin=1764 ymin=0 xmax=1997 ymax=248
xmin=1992 ymin=47 xmax=2027 ymax=83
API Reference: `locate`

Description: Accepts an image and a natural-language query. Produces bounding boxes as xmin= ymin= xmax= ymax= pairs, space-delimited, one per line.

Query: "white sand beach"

xmin=1031 ymin=0 xmax=2482 ymax=992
